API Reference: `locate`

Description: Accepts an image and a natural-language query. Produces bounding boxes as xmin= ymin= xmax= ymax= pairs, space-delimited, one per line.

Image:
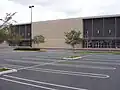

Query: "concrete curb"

xmin=63 ymin=57 xmax=82 ymax=60
xmin=12 ymin=51 xmax=38 ymax=52
xmin=0 ymin=69 xmax=17 ymax=75
xmin=12 ymin=50 xmax=47 ymax=52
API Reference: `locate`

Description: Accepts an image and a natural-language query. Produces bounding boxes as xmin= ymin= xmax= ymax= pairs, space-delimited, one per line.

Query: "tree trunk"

xmin=72 ymin=45 xmax=75 ymax=53
xmin=37 ymin=43 xmax=39 ymax=48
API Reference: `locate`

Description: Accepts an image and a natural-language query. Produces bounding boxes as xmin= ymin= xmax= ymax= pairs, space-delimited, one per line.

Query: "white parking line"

xmin=36 ymin=56 xmax=63 ymax=58
xmin=81 ymin=55 xmax=93 ymax=58
xmin=26 ymin=68 xmax=109 ymax=78
xmin=1 ymin=63 xmax=54 ymax=71
xmin=0 ymin=63 xmax=46 ymax=71
xmin=51 ymin=63 xmax=116 ymax=70
xmin=4 ymin=75 xmax=87 ymax=90
xmin=4 ymin=59 xmax=45 ymax=64
xmin=0 ymin=77 xmax=57 ymax=90
xmin=4 ymin=58 xmax=117 ymax=70
xmin=3 ymin=59 xmax=67 ymax=70
xmin=0 ymin=64 xmax=25 ymax=68
xmin=22 ymin=57 xmax=63 ymax=62
xmin=65 ymin=61 xmax=120 ymax=65
xmin=18 ymin=63 xmax=54 ymax=70
xmin=83 ymin=58 xmax=120 ymax=62
xmin=35 ymin=54 xmax=92 ymax=59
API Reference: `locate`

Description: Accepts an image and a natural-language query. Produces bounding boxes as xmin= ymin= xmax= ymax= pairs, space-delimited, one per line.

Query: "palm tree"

xmin=33 ymin=35 xmax=45 ymax=47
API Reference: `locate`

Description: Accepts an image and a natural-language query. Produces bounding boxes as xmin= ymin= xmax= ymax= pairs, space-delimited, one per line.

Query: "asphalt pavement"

xmin=0 ymin=50 xmax=120 ymax=90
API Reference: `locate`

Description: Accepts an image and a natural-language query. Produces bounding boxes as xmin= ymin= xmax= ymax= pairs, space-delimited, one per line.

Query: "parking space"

xmin=0 ymin=77 xmax=48 ymax=90
xmin=34 ymin=64 xmax=115 ymax=75
xmin=0 ymin=51 xmax=120 ymax=90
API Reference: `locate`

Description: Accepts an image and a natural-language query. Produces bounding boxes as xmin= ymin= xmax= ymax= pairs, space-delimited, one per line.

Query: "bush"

xmin=0 ymin=68 xmax=9 ymax=72
xmin=14 ymin=48 xmax=40 ymax=51
xmin=67 ymin=56 xmax=80 ymax=58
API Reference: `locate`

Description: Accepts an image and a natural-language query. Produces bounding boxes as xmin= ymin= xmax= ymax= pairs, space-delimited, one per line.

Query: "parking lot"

xmin=0 ymin=50 xmax=120 ymax=90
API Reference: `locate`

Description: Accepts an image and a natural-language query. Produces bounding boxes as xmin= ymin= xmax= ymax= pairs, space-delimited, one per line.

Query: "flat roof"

xmin=34 ymin=14 xmax=120 ymax=22
xmin=82 ymin=14 xmax=120 ymax=19
xmin=14 ymin=22 xmax=31 ymax=26
xmin=14 ymin=14 xmax=120 ymax=25
xmin=33 ymin=17 xmax=81 ymax=23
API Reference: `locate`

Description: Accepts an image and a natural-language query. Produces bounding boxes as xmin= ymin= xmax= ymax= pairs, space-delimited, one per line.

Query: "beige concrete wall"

xmin=32 ymin=18 xmax=83 ymax=48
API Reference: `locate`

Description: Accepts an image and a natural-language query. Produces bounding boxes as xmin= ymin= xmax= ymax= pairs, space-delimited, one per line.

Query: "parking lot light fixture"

xmin=29 ymin=5 xmax=34 ymax=47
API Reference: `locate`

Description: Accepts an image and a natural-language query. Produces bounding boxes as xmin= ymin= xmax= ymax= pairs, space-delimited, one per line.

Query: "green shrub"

xmin=14 ymin=48 xmax=40 ymax=51
xmin=0 ymin=68 xmax=9 ymax=72
xmin=68 ymin=56 xmax=80 ymax=58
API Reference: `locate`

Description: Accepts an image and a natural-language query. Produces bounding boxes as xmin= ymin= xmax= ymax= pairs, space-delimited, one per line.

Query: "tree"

xmin=3 ymin=23 xmax=23 ymax=46
xmin=7 ymin=32 xmax=23 ymax=46
xmin=33 ymin=35 xmax=45 ymax=47
xmin=65 ymin=30 xmax=82 ymax=49
xmin=0 ymin=12 xmax=17 ymax=30
xmin=0 ymin=29 xmax=7 ymax=43
xmin=0 ymin=12 xmax=17 ymax=45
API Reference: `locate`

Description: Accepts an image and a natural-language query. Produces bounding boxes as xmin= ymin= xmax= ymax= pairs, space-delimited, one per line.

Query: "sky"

xmin=0 ymin=0 xmax=120 ymax=24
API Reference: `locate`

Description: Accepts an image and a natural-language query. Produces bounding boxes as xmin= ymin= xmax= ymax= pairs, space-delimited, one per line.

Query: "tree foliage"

xmin=33 ymin=35 xmax=45 ymax=46
xmin=65 ymin=30 xmax=82 ymax=48
xmin=0 ymin=29 xmax=7 ymax=43
xmin=0 ymin=12 xmax=17 ymax=29
xmin=0 ymin=12 xmax=19 ymax=45
xmin=7 ymin=31 xmax=23 ymax=46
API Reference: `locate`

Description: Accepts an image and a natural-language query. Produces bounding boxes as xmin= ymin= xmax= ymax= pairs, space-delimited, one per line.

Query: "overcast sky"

xmin=0 ymin=0 xmax=120 ymax=24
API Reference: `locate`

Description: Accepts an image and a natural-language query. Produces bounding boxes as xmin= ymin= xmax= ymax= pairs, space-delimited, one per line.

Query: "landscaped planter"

xmin=14 ymin=48 xmax=47 ymax=52
xmin=0 ymin=68 xmax=17 ymax=75
xmin=63 ymin=56 xmax=82 ymax=60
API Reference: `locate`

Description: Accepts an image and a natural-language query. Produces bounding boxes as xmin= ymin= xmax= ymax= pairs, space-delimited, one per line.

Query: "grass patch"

xmin=111 ymin=52 xmax=120 ymax=55
xmin=79 ymin=51 xmax=120 ymax=55
xmin=66 ymin=56 xmax=80 ymax=58
xmin=0 ymin=68 xmax=10 ymax=72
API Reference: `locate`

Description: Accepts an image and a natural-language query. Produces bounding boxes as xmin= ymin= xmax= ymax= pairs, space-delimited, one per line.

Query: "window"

xmin=85 ymin=30 xmax=88 ymax=38
xmin=108 ymin=29 xmax=111 ymax=34
xmin=97 ymin=30 xmax=100 ymax=34
xmin=86 ymin=30 xmax=88 ymax=34
xmin=28 ymin=33 xmax=30 ymax=36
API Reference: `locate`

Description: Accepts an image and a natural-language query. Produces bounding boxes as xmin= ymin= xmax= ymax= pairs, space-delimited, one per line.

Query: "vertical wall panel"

xmin=93 ymin=18 xmax=103 ymax=37
xmin=104 ymin=17 xmax=115 ymax=37
xmin=19 ymin=25 xmax=25 ymax=38
xmin=14 ymin=25 xmax=19 ymax=34
xmin=11 ymin=26 xmax=19 ymax=34
xmin=116 ymin=17 xmax=120 ymax=37
xmin=83 ymin=19 xmax=92 ymax=38
xmin=26 ymin=24 xmax=31 ymax=39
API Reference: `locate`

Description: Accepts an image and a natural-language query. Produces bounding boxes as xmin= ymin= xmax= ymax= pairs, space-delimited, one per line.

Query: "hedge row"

xmin=14 ymin=48 xmax=40 ymax=51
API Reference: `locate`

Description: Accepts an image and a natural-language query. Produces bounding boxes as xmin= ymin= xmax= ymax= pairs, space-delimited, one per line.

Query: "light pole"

xmin=29 ymin=5 xmax=34 ymax=47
